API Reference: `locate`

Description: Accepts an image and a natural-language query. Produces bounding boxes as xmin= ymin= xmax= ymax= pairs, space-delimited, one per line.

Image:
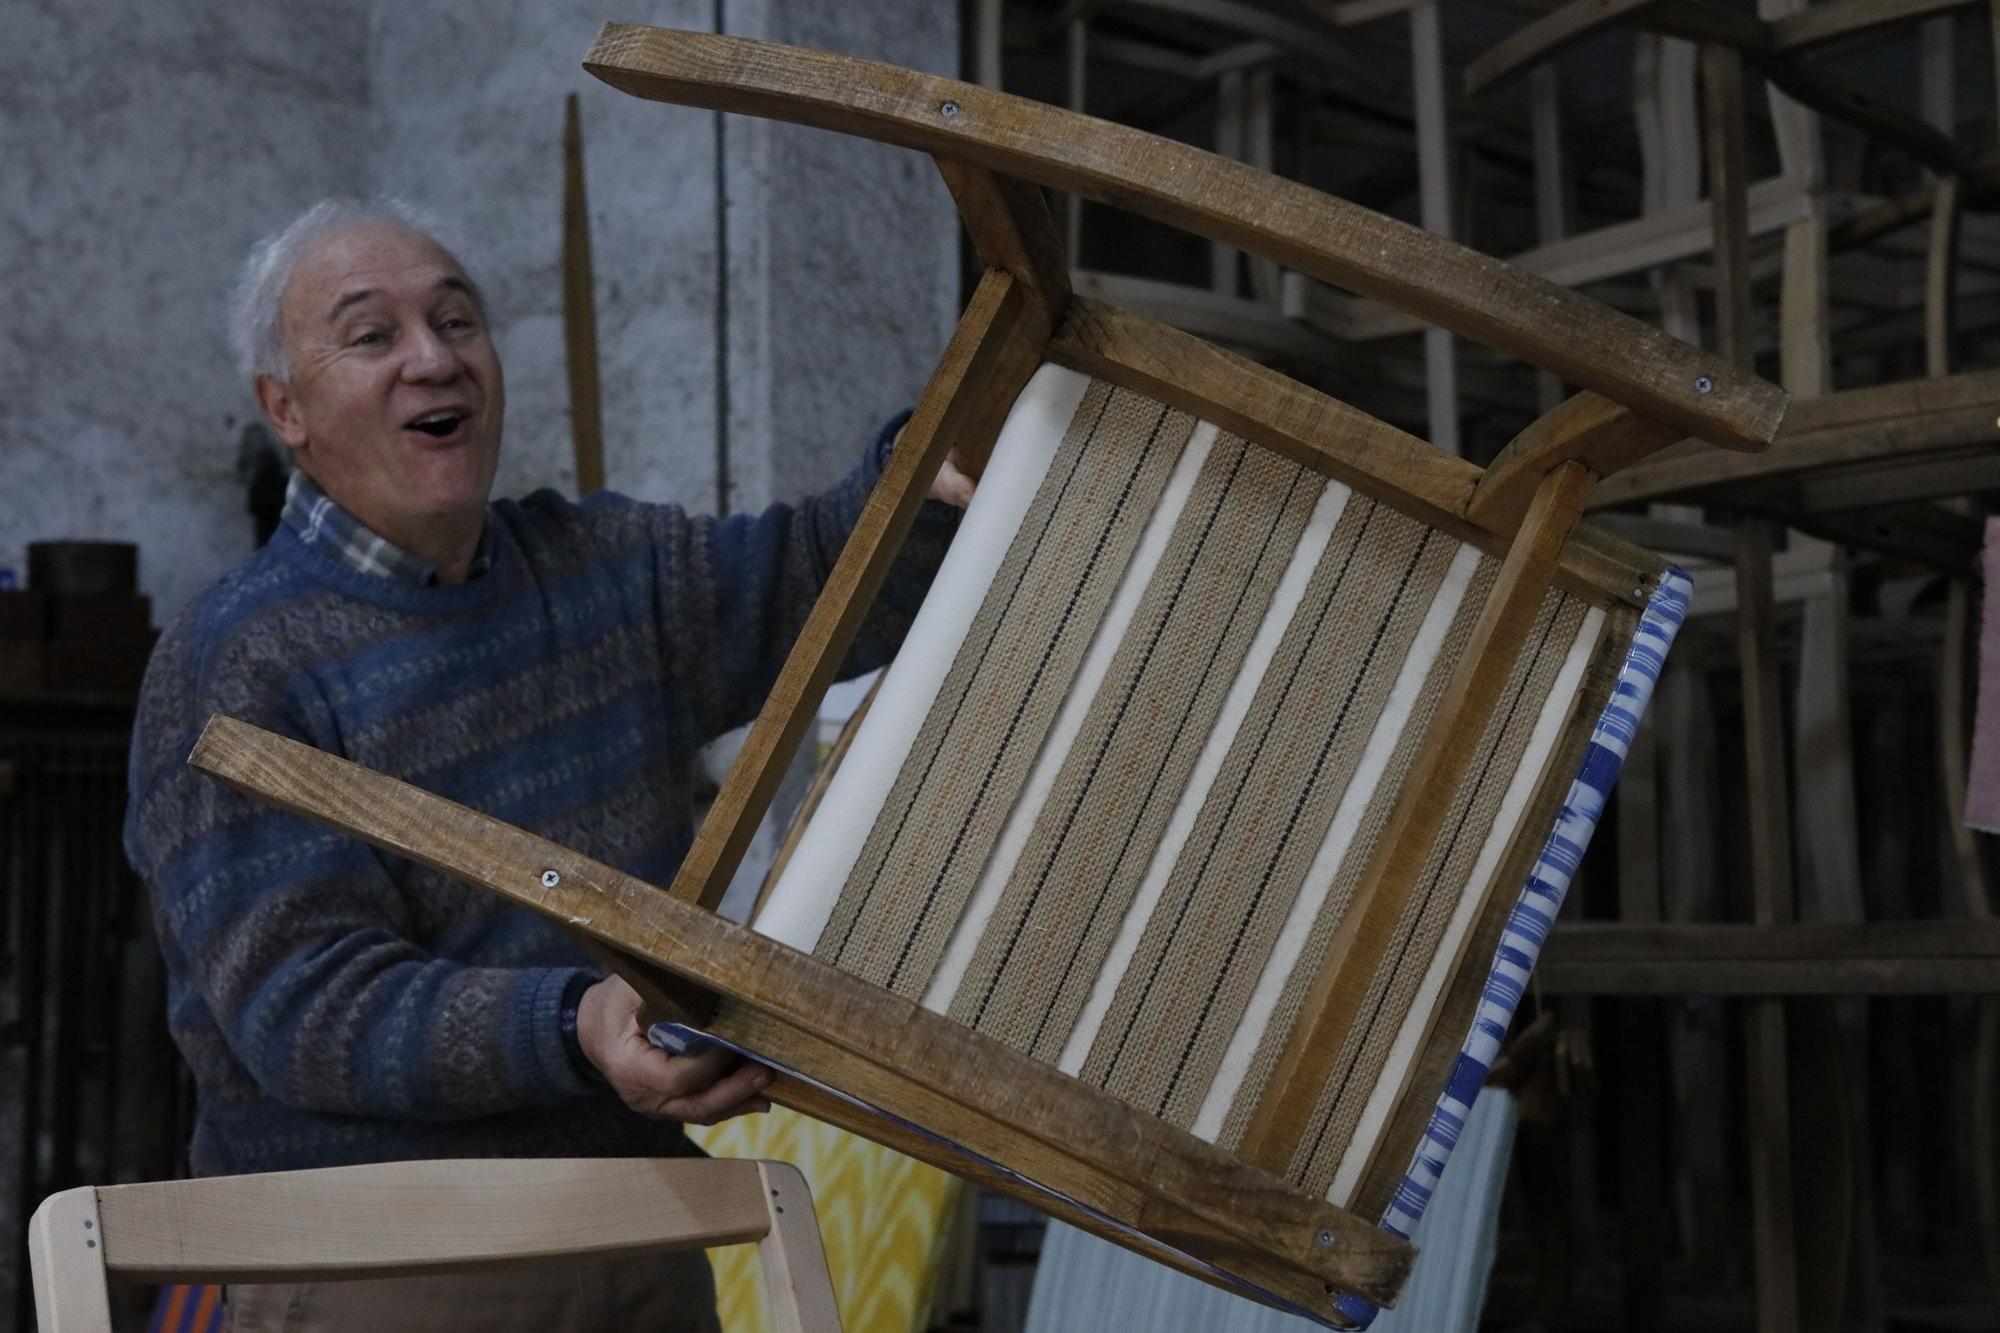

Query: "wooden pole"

xmin=1707 ymin=41 xmax=1801 ymax=1333
xmin=563 ymin=93 xmax=606 ymax=498
xmin=1411 ymin=0 xmax=1460 ymax=455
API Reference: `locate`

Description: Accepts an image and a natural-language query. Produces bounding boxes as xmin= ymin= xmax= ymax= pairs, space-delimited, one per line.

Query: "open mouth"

xmin=406 ymin=409 xmax=467 ymax=439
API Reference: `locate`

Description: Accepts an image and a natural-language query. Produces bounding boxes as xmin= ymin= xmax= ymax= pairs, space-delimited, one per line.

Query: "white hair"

xmin=227 ymin=197 xmax=484 ymax=382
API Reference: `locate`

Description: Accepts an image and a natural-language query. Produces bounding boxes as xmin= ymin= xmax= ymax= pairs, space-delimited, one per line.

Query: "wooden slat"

xmin=1771 ymin=0 xmax=1977 ymax=52
xmin=708 ymin=1001 xmax=1378 ymax=1319
xmin=1465 ymin=0 xmax=1769 ymax=96
xmin=754 ymin=1163 xmax=843 ymax=1333
xmin=1048 ymin=297 xmax=1668 ymax=608
xmin=90 ymin=1159 xmax=770 ymax=1284
xmin=1789 ymin=500 xmax=1981 ymax=571
xmin=1657 ymin=662 xmax=1733 ymax=1275
xmin=1735 ymin=516 xmax=1802 ymax=1333
xmin=1593 ymin=513 xmax=1737 ymax=560
xmin=1467 ymin=0 xmax=1964 ymax=174
xmin=1531 ymin=63 xmax=1567 ymax=413
xmin=1117 ymin=0 xmax=1382 ymax=83
xmin=1212 ymin=67 xmax=1246 ymax=297
xmin=1829 ymin=179 xmax=1947 ymax=251
xmin=1590 ymin=369 xmax=2000 ymax=507
xmin=1704 ymin=44 xmax=1753 ymax=371
xmin=1929 ymin=174 xmax=1964 ymax=377
xmin=1536 ymin=921 xmax=2000 ymax=993
xmin=744 ymin=1025 xmax=1345 ymax=1316
xmin=1469 ymin=392 xmax=1682 ymax=531
xmin=934 ymin=158 xmax=1071 ymax=318
xmin=1282 ymin=174 xmax=1816 ymax=344
xmin=1411 ymin=0 xmax=1460 ymax=456
xmin=667 ymin=269 xmax=1051 ymax=911
xmin=1944 ymin=579 xmax=1997 ymax=920
xmin=1778 ymin=219 xmax=1833 ymax=398
xmin=1615 ymin=701 xmax=1667 ymax=1332
xmin=583 ymin=24 xmax=1785 ymax=451
xmin=1239 ymin=459 xmax=1598 ymax=1175
xmin=563 ymin=93 xmax=606 ymax=498
xmin=27 ymin=1186 xmax=112 ymax=1333
xmin=1792 ymin=446 xmax=2000 ymax=511
xmin=1081 ymin=271 xmax=1343 ymax=363
xmin=185 ymin=716 xmax=1416 ymax=1307
xmin=1756 ymin=54 xmax=1964 ymax=176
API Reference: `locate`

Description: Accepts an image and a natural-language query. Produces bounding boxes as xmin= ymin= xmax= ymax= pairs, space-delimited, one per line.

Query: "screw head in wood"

xmin=1694 ymin=374 xmax=1714 ymax=394
xmin=540 ymin=869 xmax=561 ymax=888
xmin=940 ymin=100 xmax=959 ymax=118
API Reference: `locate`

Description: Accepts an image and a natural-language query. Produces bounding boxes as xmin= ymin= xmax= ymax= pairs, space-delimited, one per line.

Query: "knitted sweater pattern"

xmin=126 ymin=430 xmax=945 ymax=1175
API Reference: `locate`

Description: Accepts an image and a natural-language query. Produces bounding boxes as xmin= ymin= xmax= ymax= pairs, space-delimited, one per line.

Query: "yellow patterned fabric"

xmin=689 ymin=1108 xmax=961 ymax=1333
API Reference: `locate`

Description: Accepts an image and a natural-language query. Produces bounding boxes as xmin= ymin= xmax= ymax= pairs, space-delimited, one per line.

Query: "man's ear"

xmin=255 ymin=372 xmax=310 ymax=453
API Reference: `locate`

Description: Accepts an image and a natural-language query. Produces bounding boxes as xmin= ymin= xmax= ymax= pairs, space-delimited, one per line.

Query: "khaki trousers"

xmin=225 ymin=1247 xmax=720 ymax=1332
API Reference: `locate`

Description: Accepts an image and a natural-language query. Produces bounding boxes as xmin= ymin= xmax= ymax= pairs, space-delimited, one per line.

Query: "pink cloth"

xmin=1965 ymin=515 xmax=2000 ymax=832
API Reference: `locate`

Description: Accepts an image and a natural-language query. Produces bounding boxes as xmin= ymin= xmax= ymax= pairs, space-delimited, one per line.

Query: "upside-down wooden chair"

xmin=28 ymin=1158 xmax=840 ymax=1333
xmin=186 ymin=24 xmax=1786 ymax=1327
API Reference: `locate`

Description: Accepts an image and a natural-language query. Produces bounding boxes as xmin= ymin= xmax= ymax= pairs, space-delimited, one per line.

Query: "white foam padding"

xmin=755 ymin=363 xmax=1093 ymax=952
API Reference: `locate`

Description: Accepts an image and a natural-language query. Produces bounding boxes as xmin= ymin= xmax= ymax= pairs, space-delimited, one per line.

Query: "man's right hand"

xmin=576 ymin=975 xmax=773 ymax=1125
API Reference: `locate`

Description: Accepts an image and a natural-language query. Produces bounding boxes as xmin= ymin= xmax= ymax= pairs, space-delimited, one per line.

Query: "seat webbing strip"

xmin=1077 ymin=500 xmax=1459 ymax=1128
xmin=816 ymin=380 xmax=1195 ymax=995
xmin=1209 ymin=560 xmax=1508 ymax=1153
xmin=944 ymin=432 xmax=1323 ymax=1060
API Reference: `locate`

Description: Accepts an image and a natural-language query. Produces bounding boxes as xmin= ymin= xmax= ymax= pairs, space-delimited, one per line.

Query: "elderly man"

xmin=124 ymin=198 xmax=967 ymax=1330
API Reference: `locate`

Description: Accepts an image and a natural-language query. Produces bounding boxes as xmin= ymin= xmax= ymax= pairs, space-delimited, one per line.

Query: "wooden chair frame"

xmin=187 ymin=24 xmax=1785 ymax=1323
xmin=28 ymin=1157 xmax=839 ymax=1333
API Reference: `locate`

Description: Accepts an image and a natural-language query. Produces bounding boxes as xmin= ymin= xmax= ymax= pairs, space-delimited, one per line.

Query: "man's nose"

xmin=400 ymin=324 xmax=462 ymax=382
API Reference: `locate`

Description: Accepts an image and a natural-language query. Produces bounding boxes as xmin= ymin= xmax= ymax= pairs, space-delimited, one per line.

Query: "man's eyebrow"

xmin=327 ymin=288 xmax=379 ymax=322
xmin=325 ymin=276 xmax=476 ymax=323
xmin=434 ymin=275 xmax=486 ymax=314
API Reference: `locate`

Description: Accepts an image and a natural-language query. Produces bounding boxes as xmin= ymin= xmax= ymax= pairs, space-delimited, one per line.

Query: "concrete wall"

xmin=727 ymin=1 xmax=964 ymax=510
xmin=0 ymin=0 xmax=959 ymax=619
xmin=0 ymin=2 xmax=372 ymax=618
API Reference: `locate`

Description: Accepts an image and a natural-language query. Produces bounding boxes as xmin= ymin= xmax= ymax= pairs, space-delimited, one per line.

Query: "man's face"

xmin=257 ymin=222 xmax=505 ymax=551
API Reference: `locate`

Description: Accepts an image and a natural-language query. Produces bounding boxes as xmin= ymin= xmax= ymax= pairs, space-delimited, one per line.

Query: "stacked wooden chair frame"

xmin=188 ymin=25 xmax=1786 ymax=1326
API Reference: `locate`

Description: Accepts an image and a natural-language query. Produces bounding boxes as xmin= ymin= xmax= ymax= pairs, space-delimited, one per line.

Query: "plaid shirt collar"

xmin=280 ymin=471 xmax=493 ymax=587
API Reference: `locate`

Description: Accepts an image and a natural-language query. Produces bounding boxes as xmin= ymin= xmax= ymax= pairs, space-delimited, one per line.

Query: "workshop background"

xmin=6 ymin=0 xmax=2000 ymax=1329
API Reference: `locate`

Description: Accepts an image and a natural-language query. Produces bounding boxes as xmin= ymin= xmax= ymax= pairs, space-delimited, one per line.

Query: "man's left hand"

xmin=930 ymin=451 xmax=977 ymax=508
xmin=576 ymin=975 xmax=773 ymax=1125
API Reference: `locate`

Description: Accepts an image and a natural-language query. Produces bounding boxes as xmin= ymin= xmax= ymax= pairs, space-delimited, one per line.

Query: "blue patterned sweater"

xmin=125 ymin=419 xmax=949 ymax=1175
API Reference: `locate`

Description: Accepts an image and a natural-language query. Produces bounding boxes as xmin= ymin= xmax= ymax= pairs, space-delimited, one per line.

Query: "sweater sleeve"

xmin=125 ymin=614 xmax=603 ymax=1123
xmin=653 ymin=411 xmax=959 ymax=743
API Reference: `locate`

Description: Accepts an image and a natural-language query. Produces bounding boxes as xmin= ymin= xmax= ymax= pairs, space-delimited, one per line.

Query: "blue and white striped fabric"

xmin=1331 ymin=566 xmax=1692 ymax=1327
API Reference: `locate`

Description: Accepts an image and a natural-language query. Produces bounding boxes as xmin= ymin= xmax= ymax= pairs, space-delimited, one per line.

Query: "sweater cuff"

xmin=875 ymin=407 xmax=963 ymax=533
xmin=517 ymin=966 xmax=603 ymax=1100
xmin=872 ymin=408 xmax=914 ymax=476
xmin=558 ymin=972 xmax=607 ymax=1085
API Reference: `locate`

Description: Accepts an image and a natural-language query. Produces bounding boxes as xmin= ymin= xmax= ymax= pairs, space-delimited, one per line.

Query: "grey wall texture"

xmin=0 ymin=0 xmax=960 ymax=619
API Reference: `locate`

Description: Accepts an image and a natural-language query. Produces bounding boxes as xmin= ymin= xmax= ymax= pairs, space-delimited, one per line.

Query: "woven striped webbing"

xmin=778 ymin=365 xmax=1611 ymax=1198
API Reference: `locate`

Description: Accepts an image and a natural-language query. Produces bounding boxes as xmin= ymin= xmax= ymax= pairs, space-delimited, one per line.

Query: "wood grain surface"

xmin=582 ymin=24 xmax=1783 ymax=451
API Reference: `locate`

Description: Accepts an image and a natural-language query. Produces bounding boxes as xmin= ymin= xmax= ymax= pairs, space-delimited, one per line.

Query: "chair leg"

xmin=28 ymin=1187 xmax=113 ymax=1333
xmin=754 ymin=1162 xmax=843 ymax=1333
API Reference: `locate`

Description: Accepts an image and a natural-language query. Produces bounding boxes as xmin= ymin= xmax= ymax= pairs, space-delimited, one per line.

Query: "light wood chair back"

xmin=28 ymin=1157 xmax=839 ymax=1333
